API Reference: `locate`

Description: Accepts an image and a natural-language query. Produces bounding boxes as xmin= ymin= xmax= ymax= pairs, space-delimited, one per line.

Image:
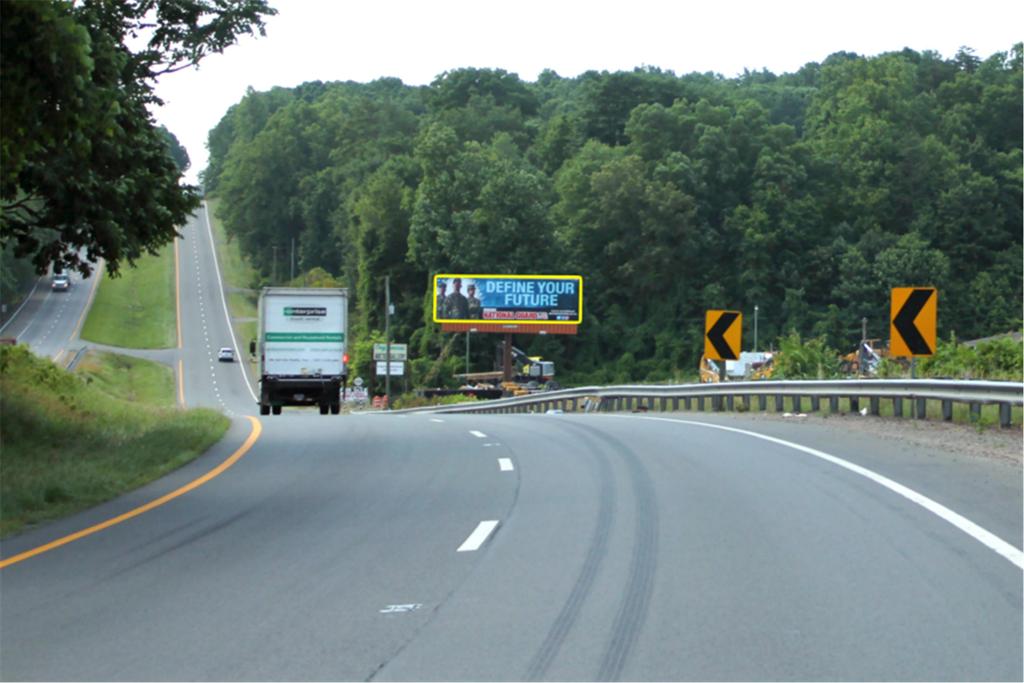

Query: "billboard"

xmin=433 ymin=274 xmax=583 ymax=325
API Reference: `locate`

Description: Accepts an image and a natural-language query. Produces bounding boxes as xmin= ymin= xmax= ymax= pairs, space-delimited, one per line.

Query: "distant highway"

xmin=1 ymin=204 xmax=1020 ymax=680
xmin=0 ymin=265 xmax=99 ymax=364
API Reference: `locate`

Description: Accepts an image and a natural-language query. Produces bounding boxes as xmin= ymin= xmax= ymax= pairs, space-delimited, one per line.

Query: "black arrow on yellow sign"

xmin=705 ymin=310 xmax=742 ymax=361
xmin=890 ymin=287 xmax=937 ymax=357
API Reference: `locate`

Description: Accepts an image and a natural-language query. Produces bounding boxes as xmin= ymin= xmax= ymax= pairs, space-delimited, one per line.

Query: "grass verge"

xmin=73 ymin=350 xmax=176 ymax=408
xmin=80 ymin=250 xmax=175 ymax=348
xmin=0 ymin=345 xmax=228 ymax=537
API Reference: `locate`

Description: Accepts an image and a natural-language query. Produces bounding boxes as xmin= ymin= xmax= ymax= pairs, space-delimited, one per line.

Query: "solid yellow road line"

xmin=0 ymin=416 xmax=262 ymax=570
xmin=178 ymin=359 xmax=186 ymax=408
xmin=174 ymin=237 xmax=183 ymax=349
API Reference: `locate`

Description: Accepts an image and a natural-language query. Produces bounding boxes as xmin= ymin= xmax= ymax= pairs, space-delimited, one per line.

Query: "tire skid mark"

xmin=525 ymin=429 xmax=615 ymax=681
xmin=550 ymin=420 xmax=660 ymax=682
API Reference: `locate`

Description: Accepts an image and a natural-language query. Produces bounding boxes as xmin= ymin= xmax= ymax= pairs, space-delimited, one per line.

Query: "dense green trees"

xmin=208 ymin=49 xmax=1022 ymax=384
xmin=1 ymin=0 xmax=274 ymax=277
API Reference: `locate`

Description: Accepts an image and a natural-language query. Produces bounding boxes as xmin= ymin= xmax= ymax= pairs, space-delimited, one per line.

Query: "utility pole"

xmin=272 ymin=246 xmax=278 ymax=284
xmin=465 ymin=330 xmax=471 ymax=375
xmin=385 ymin=275 xmax=391 ymax=409
xmin=290 ymin=237 xmax=295 ymax=282
xmin=754 ymin=305 xmax=759 ymax=352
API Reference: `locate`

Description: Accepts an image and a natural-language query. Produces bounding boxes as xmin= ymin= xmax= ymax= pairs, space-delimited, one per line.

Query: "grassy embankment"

xmin=1 ymin=245 xmax=230 ymax=538
xmin=80 ymin=250 xmax=176 ymax=348
xmin=205 ymin=198 xmax=259 ymax=375
xmin=0 ymin=345 xmax=228 ymax=537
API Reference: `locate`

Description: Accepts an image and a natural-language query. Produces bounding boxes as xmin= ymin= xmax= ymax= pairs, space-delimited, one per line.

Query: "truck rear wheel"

xmin=272 ymin=405 xmax=282 ymax=415
xmin=330 ymin=402 xmax=340 ymax=415
xmin=259 ymin=404 xmax=270 ymax=416
xmin=319 ymin=403 xmax=329 ymax=415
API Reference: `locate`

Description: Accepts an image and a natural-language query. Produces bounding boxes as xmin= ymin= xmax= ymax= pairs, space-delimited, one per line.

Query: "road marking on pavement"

xmin=498 ymin=458 xmax=514 ymax=472
xmin=457 ymin=520 xmax=500 ymax=552
xmin=380 ymin=603 xmax=422 ymax=614
xmin=70 ymin=265 xmax=102 ymax=342
xmin=177 ymin=359 xmax=185 ymax=408
xmin=174 ymin=237 xmax=183 ymax=349
xmin=203 ymin=200 xmax=257 ymax=403
xmin=430 ymin=418 xmax=444 ymax=423
xmin=0 ymin=276 xmax=42 ymax=335
xmin=469 ymin=430 xmax=488 ymax=438
xmin=0 ymin=416 xmax=263 ymax=570
xmin=620 ymin=415 xmax=1024 ymax=570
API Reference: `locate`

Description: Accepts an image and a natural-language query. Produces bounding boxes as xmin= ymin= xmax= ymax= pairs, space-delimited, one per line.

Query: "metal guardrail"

xmin=393 ymin=379 xmax=1024 ymax=427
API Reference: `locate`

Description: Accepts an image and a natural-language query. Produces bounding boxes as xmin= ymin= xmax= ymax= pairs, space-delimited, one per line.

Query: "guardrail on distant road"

xmin=395 ymin=379 xmax=1024 ymax=428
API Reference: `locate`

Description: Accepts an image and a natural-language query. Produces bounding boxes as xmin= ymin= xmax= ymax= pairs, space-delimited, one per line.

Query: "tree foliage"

xmin=1 ymin=0 xmax=275 ymax=276
xmin=205 ymin=50 xmax=1022 ymax=384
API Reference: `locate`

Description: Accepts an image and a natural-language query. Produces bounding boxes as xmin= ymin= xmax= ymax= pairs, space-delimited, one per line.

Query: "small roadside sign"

xmin=890 ymin=287 xmax=937 ymax=357
xmin=705 ymin=310 xmax=742 ymax=361
xmin=375 ymin=361 xmax=405 ymax=376
xmin=353 ymin=377 xmax=364 ymax=387
xmin=373 ymin=343 xmax=407 ymax=361
xmin=346 ymin=387 xmax=368 ymax=403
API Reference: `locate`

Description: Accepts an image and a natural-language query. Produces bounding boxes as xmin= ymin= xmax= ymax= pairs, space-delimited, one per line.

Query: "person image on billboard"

xmin=444 ymin=277 xmax=469 ymax=320
xmin=466 ymin=280 xmax=482 ymax=319
xmin=435 ymin=279 xmax=448 ymax=320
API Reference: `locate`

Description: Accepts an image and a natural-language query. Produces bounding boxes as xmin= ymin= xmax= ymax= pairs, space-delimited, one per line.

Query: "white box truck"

xmin=252 ymin=287 xmax=348 ymax=415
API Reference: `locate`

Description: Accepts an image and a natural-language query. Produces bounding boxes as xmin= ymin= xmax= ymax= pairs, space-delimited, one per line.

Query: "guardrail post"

xmin=999 ymin=403 xmax=1012 ymax=428
xmin=915 ymin=398 xmax=927 ymax=420
xmin=942 ymin=400 xmax=953 ymax=421
xmin=849 ymin=397 xmax=859 ymax=413
xmin=775 ymin=395 xmax=784 ymax=412
xmin=870 ymin=397 xmax=880 ymax=416
xmin=893 ymin=397 xmax=903 ymax=418
xmin=673 ymin=397 xmax=680 ymax=411
xmin=792 ymin=396 xmax=801 ymax=413
xmin=829 ymin=396 xmax=839 ymax=413
xmin=726 ymin=395 xmax=734 ymax=411
xmin=970 ymin=402 xmax=981 ymax=422
xmin=660 ymin=397 xmax=667 ymax=412
xmin=758 ymin=395 xmax=767 ymax=411
xmin=810 ymin=396 xmax=820 ymax=412
xmin=683 ymin=397 xmax=691 ymax=410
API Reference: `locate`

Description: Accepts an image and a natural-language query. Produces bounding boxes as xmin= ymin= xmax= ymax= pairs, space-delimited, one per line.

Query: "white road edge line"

xmin=0 ymin=276 xmax=42 ymax=335
xmin=470 ymin=430 xmax=488 ymax=438
xmin=203 ymin=201 xmax=257 ymax=403
xmin=614 ymin=415 xmax=1024 ymax=570
xmin=498 ymin=458 xmax=514 ymax=472
xmin=457 ymin=520 xmax=500 ymax=552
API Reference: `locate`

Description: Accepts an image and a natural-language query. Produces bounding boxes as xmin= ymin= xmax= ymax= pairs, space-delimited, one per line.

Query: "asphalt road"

xmin=1 ymin=204 xmax=1021 ymax=681
xmin=0 ymin=264 xmax=99 ymax=364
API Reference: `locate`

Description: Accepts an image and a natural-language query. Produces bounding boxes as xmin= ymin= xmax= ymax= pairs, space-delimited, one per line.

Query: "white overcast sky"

xmin=150 ymin=0 xmax=1023 ymax=184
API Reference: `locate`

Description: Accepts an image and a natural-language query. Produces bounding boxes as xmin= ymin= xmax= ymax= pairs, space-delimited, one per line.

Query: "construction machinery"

xmin=700 ymin=352 xmax=775 ymax=382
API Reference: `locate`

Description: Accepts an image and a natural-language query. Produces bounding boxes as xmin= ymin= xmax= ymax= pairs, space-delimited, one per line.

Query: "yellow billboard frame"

xmin=432 ymin=274 xmax=583 ymax=325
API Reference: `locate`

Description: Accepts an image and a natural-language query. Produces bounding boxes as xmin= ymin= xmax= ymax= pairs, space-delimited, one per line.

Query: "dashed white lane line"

xmin=430 ymin=418 xmax=444 ymax=423
xmin=469 ymin=430 xmax=487 ymax=438
xmin=457 ymin=520 xmax=500 ymax=552
xmin=498 ymin=458 xmax=514 ymax=472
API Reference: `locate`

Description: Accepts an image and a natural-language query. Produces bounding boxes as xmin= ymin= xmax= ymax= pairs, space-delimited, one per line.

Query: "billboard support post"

xmin=385 ymin=275 xmax=391 ymax=410
xmin=503 ymin=334 xmax=513 ymax=382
